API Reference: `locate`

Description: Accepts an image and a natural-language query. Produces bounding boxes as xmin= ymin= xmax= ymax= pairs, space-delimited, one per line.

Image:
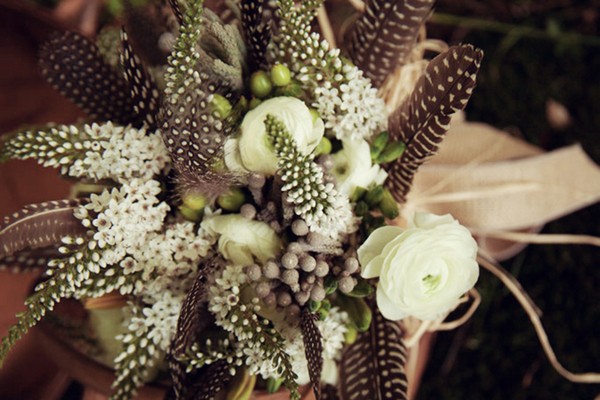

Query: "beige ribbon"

xmin=405 ymin=119 xmax=600 ymax=260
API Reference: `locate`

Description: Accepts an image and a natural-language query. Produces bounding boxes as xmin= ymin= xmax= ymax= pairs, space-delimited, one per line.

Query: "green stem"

xmin=430 ymin=13 xmax=600 ymax=47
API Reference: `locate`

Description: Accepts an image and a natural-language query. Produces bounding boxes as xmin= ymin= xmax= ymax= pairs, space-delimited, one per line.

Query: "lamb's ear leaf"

xmin=0 ymin=199 xmax=88 ymax=261
xmin=301 ymin=309 xmax=323 ymax=399
xmin=39 ymin=31 xmax=135 ymax=125
xmin=338 ymin=302 xmax=408 ymax=400
xmin=346 ymin=0 xmax=435 ymax=87
xmin=386 ymin=44 xmax=484 ymax=203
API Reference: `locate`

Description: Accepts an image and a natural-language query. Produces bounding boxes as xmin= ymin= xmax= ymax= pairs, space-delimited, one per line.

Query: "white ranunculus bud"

xmin=225 ymin=96 xmax=325 ymax=175
xmin=201 ymin=214 xmax=282 ymax=265
xmin=358 ymin=212 xmax=479 ymax=321
xmin=331 ymin=138 xmax=388 ymax=196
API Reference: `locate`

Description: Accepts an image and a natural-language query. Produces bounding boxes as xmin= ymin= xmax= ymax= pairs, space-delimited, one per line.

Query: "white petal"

xmin=376 ymin=286 xmax=407 ymax=321
xmin=360 ymin=256 xmax=384 ymax=279
xmin=357 ymin=226 xmax=403 ymax=267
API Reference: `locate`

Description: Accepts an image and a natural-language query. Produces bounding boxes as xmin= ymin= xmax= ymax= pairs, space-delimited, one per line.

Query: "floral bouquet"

xmin=6 ymin=0 xmax=594 ymax=399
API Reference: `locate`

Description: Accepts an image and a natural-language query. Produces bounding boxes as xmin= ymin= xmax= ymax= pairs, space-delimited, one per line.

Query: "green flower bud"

xmin=308 ymin=300 xmax=321 ymax=313
xmin=378 ymin=188 xmax=400 ymax=219
xmin=217 ymin=188 xmax=246 ymax=212
xmin=182 ymin=193 xmax=208 ymax=211
xmin=250 ymin=70 xmax=272 ymax=98
xmin=324 ymin=276 xmax=338 ymax=295
xmin=179 ymin=204 xmax=203 ymax=222
xmin=364 ymin=186 xmax=384 ymax=207
xmin=314 ymin=136 xmax=332 ymax=155
xmin=370 ymin=131 xmax=389 ymax=160
xmin=377 ymin=140 xmax=406 ymax=164
xmin=350 ymin=186 xmax=366 ymax=203
xmin=275 ymin=81 xmax=303 ymax=97
xmin=345 ymin=278 xmax=375 ymax=298
xmin=211 ymin=94 xmax=232 ymax=119
xmin=354 ymin=201 xmax=369 ymax=217
xmin=337 ymin=295 xmax=372 ymax=332
xmin=317 ymin=306 xmax=329 ymax=320
xmin=321 ymin=299 xmax=332 ymax=312
xmin=270 ymin=64 xmax=292 ymax=86
xmin=344 ymin=325 xmax=358 ymax=345
xmin=249 ymin=97 xmax=262 ymax=110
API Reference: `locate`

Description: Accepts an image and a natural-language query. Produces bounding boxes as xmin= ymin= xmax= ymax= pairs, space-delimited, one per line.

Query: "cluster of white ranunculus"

xmin=358 ymin=213 xmax=479 ymax=321
xmin=222 ymin=96 xmax=479 ymax=323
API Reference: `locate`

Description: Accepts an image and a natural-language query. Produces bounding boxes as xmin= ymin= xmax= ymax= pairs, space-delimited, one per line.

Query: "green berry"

xmin=270 ymin=64 xmax=291 ymax=87
xmin=217 ymin=188 xmax=246 ymax=211
xmin=182 ymin=193 xmax=207 ymax=210
xmin=250 ymin=70 xmax=272 ymax=98
xmin=179 ymin=204 xmax=203 ymax=222
xmin=314 ymin=136 xmax=332 ymax=155
xmin=210 ymin=94 xmax=232 ymax=118
xmin=378 ymin=188 xmax=400 ymax=219
xmin=370 ymin=131 xmax=389 ymax=160
xmin=365 ymin=186 xmax=385 ymax=207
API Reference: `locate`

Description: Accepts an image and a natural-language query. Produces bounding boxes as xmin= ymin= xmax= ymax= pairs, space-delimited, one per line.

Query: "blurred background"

xmin=423 ymin=1 xmax=600 ymax=399
xmin=0 ymin=0 xmax=599 ymax=399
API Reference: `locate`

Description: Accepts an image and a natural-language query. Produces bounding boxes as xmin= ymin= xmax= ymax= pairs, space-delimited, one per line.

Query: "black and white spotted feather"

xmin=39 ymin=31 xmax=135 ymax=125
xmin=121 ymin=30 xmax=161 ymax=129
xmin=123 ymin=3 xmax=170 ymax=66
xmin=168 ymin=0 xmax=184 ymax=26
xmin=160 ymin=0 xmax=235 ymax=198
xmin=0 ymin=199 xmax=88 ymax=261
xmin=301 ymin=309 xmax=323 ymax=400
xmin=0 ymin=246 xmax=60 ymax=272
xmin=191 ymin=360 xmax=232 ymax=400
xmin=387 ymin=44 xmax=483 ymax=203
xmin=321 ymin=385 xmax=340 ymax=400
xmin=338 ymin=304 xmax=408 ymax=400
xmin=346 ymin=0 xmax=434 ymax=87
xmin=241 ymin=0 xmax=271 ymax=70
xmin=169 ymin=265 xmax=214 ymax=399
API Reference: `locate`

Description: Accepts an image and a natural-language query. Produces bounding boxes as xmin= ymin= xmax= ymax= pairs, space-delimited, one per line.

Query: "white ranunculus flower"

xmin=331 ymin=138 xmax=388 ymax=196
xmin=358 ymin=212 xmax=479 ymax=321
xmin=225 ymin=96 xmax=325 ymax=175
xmin=201 ymin=214 xmax=282 ymax=265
